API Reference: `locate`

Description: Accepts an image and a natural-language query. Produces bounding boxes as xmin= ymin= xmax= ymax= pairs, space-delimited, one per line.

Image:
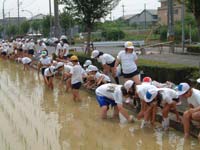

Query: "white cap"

xmin=176 ymin=83 xmax=190 ymax=96
xmin=87 ymin=65 xmax=98 ymax=72
xmin=56 ymin=62 xmax=64 ymax=69
xmin=83 ymin=60 xmax=92 ymax=67
xmin=144 ymin=88 xmax=158 ymax=103
xmin=60 ymin=35 xmax=67 ymax=40
xmin=124 ymin=80 xmax=134 ymax=92
xmin=91 ymin=50 xmax=99 ymax=59
xmin=124 ymin=41 xmax=134 ymax=49
xmin=197 ymin=78 xmax=200 ymax=83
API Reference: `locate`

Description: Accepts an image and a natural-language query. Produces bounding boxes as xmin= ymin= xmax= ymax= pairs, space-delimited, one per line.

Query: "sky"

xmin=0 ymin=0 xmax=160 ymax=20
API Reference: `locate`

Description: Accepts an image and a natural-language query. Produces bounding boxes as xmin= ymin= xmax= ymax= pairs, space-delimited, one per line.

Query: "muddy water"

xmin=0 ymin=60 xmax=199 ymax=150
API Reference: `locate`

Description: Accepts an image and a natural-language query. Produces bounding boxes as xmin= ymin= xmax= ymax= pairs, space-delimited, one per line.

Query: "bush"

xmin=102 ymin=28 xmax=125 ymax=41
xmin=138 ymin=59 xmax=199 ymax=84
xmin=187 ymin=45 xmax=200 ymax=53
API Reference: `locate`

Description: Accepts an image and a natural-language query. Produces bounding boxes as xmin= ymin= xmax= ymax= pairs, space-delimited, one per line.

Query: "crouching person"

xmin=95 ymin=82 xmax=134 ymax=122
xmin=17 ymin=57 xmax=32 ymax=71
xmin=44 ymin=66 xmax=56 ymax=89
xmin=176 ymin=83 xmax=200 ymax=141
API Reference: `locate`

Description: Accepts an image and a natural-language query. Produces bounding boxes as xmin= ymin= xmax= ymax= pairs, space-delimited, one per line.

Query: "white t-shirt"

xmin=97 ymin=53 xmax=115 ymax=65
xmin=70 ymin=64 xmax=83 ymax=84
xmin=40 ymin=57 xmax=52 ymax=66
xmin=95 ymin=72 xmax=111 ymax=82
xmin=95 ymin=83 xmax=123 ymax=104
xmin=63 ymin=43 xmax=69 ymax=56
xmin=41 ymin=42 xmax=47 ymax=50
xmin=158 ymin=88 xmax=178 ymax=105
xmin=44 ymin=66 xmax=55 ymax=77
xmin=56 ymin=43 xmax=63 ymax=55
xmin=136 ymin=84 xmax=157 ymax=100
xmin=187 ymin=88 xmax=200 ymax=108
xmin=21 ymin=57 xmax=32 ymax=64
xmin=64 ymin=64 xmax=73 ymax=73
xmin=28 ymin=42 xmax=35 ymax=50
xmin=117 ymin=50 xmax=138 ymax=74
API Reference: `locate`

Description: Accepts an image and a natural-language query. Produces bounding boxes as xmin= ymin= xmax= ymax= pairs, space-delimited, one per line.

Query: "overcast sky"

xmin=0 ymin=0 xmax=160 ymax=20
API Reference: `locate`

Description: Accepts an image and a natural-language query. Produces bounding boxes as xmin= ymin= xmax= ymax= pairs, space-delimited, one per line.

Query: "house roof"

xmin=31 ymin=14 xmax=46 ymax=20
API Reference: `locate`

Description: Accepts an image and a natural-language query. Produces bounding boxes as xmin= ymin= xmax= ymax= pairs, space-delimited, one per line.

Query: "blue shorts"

xmin=96 ymin=95 xmax=117 ymax=107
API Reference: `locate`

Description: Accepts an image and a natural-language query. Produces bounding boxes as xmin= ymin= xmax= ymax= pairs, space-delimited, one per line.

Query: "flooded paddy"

xmin=0 ymin=59 xmax=200 ymax=150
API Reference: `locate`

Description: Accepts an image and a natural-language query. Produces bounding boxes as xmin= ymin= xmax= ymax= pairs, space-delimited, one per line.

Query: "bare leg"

xmin=183 ymin=110 xmax=191 ymax=139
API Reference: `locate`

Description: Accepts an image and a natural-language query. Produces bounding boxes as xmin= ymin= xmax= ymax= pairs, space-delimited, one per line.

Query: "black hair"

xmin=128 ymin=83 xmax=136 ymax=97
xmin=62 ymin=39 xmax=69 ymax=44
xmin=172 ymin=98 xmax=180 ymax=103
xmin=156 ymin=92 xmax=163 ymax=107
xmin=121 ymin=86 xmax=128 ymax=96
xmin=97 ymin=51 xmax=104 ymax=58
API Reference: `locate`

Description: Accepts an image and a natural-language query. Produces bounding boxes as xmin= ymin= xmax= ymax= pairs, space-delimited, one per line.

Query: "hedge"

xmin=187 ymin=45 xmax=200 ymax=53
xmin=71 ymin=52 xmax=199 ymax=84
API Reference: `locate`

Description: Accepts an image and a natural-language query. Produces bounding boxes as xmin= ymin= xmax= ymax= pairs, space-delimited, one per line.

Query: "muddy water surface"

xmin=0 ymin=60 xmax=200 ymax=150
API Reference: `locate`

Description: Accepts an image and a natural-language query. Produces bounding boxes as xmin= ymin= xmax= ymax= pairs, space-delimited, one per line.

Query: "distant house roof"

xmin=119 ymin=14 xmax=136 ymax=20
xmin=30 ymin=14 xmax=46 ymax=20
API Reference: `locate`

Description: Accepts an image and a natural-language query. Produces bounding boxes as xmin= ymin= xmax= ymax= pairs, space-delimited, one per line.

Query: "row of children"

xmin=1 ymin=39 xmax=200 ymax=141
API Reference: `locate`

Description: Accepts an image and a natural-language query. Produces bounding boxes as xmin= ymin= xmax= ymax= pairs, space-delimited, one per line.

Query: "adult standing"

xmin=114 ymin=41 xmax=141 ymax=85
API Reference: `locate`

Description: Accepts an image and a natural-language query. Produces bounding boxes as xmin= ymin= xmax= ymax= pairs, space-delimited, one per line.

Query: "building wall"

xmin=158 ymin=0 xmax=182 ymax=25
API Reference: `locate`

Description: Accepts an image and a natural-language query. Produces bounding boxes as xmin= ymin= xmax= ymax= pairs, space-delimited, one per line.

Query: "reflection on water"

xmin=0 ymin=60 xmax=200 ymax=150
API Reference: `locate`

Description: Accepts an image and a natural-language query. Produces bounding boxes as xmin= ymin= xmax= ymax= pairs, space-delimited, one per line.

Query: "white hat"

xmin=144 ymin=88 xmax=158 ymax=103
xmin=83 ymin=60 xmax=92 ymax=67
xmin=124 ymin=41 xmax=134 ymax=49
xmin=60 ymin=35 xmax=67 ymax=40
xmin=56 ymin=62 xmax=64 ymax=69
xmin=91 ymin=50 xmax=99 ymax=59
xmin=197 ymin=78 xmax=200 ymax=83
xmin=124 ymin=80 xmax=134 ymax=92
xmin=87 ymin=65 xmax=98 ymax=72
xmin=176 ymin=83 xmax=190 ymax=96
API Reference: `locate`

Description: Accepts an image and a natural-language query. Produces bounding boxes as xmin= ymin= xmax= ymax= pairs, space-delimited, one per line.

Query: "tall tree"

xmin=178 ymin=0 xmax=200 ymax=38
xmin=20 ymin=21 xmax=30 ymax=35
xmin=31 ymin=20 xmax=41 ymax=33
xmin=59 ymin=10 xmax=74 ymax=35
xmin=61 ymin=0 xmax=121 ymax=54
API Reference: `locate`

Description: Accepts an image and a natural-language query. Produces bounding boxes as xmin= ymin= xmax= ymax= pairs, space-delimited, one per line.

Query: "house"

xmin=119 ymin=9 xmax=158 ymax=27
xmin=158 ymin=0 xmax=182 ymax=25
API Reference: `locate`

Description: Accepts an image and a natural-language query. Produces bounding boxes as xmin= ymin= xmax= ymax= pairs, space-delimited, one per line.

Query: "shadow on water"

xmin=0 ymin=59 xmax=200 ymax=150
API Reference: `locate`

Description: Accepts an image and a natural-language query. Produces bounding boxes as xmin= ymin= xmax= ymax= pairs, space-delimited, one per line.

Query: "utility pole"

xmin=49 ymin=0 xmax=52 ymax=37
xmin=17 ymin=0 xmax=20 ymax=34
xmin=144 ymin=3 xmax=147 ymax=29
xmin=167 ymin=0 xmax=174 ymax=53
xmin=122 ymin=4 xmax=125 ymax=18
xmin=54 ymin=0 xmax=60 ymax=38
xmin=2 ymin=0 xmax=7 ymax=39
xmin=181 ymin=0 xmax=185 ymax=53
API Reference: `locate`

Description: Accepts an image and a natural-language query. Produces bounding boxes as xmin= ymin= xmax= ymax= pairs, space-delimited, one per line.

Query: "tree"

xmin=59 ymin=10 xmax=74 ymax=35
xmin=0 ymin=25 xmax=3 ymax=38
xmin=178 ymin=0 xmax=200 ymax=38
xmin=41 ymin=15 xmax=53 ymax=37
xmin=20 ymin=21 xmax=30 ymax=35
xmin=61 ymin=0 xmax=121 ymax=54
xmin=6 ymin=25 xmax=17 ymax=37
xmin=31 ymin=20 xmax=41 ymax=33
